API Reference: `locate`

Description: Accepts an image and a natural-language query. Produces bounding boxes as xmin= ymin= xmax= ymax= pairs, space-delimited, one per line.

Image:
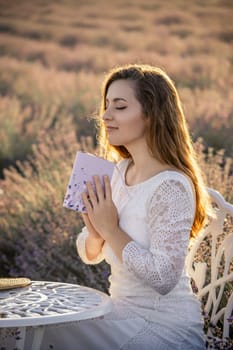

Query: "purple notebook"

xmin=63 ymin=151 xmax=115 ymax=212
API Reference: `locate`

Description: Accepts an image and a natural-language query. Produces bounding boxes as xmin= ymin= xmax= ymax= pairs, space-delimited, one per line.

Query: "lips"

xmin=106 ymin=126 xmax=118 ymax=132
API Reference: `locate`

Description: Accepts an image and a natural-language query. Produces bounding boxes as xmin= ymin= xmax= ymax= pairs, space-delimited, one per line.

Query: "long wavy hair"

xmin=97 ymin=64 xmax=212 ymax=238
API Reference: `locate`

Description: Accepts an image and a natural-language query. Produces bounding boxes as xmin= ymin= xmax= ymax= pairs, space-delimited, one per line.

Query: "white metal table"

xmin=0 ymin=281 xmax=112 ymax=350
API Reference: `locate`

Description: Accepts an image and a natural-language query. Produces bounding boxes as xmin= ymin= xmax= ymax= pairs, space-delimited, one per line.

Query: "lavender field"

xmin=0 ymin=0 xmax=232 ymax=346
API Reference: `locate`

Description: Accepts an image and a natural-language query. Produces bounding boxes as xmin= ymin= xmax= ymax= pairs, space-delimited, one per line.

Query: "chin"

xmin=108 ymin=139 xmax=120 ymax=146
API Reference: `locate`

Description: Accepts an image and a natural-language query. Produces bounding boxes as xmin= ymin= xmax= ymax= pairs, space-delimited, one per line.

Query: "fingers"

xmin=82 ymin=192 xmax=93 ymax=212
xmin=93 ymin=176 xmax=105 ymax=201
xmin=104 ymin=175 xmax=112 ymax=199
xmin=82 ymin=175 xmax=111 ymax=212
xmin=82 ymin=178 xmax=101 ymax=212
xmin=86 ymin=180 xmax=98 ymax=205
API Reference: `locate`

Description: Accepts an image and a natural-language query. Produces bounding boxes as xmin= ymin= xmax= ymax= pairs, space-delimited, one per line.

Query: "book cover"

xmin=63 ymin=151 xmax=115 ymax=212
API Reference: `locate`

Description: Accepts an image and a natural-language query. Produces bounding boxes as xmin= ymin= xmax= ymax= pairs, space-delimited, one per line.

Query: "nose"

xmin=102 ymin=108 xmax=113 ymax=121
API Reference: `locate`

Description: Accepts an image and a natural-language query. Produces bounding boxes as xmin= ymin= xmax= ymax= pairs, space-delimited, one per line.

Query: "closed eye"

xmin=116 ymin=106 xmax=126 ymax=110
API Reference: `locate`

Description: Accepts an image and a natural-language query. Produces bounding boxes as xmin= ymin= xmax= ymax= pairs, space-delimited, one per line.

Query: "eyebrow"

xmin=106 ymin=97 xmax=127 ymax=103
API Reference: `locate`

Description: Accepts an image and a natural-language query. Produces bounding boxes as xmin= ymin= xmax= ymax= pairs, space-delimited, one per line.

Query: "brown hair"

xmin=97 ymin=64 xmax=212 ymax=238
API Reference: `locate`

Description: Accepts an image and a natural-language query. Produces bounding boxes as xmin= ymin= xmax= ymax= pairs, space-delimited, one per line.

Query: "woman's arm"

xmin=121 ymin=178 xmax=195 ymax=295
xmin=82 ymin=213 xmax=105 ymax=260
xmin=76 ymin=214 xmax=105 ymax=264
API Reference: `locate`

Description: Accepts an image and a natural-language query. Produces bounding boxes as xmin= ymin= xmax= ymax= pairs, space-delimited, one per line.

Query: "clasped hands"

xmin=81 ymin=175 xmax=119 ymax=241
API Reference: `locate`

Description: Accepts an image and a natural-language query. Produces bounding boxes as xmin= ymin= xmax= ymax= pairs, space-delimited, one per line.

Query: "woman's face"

xmin=102 ymin=79 xmax=147 ymax=148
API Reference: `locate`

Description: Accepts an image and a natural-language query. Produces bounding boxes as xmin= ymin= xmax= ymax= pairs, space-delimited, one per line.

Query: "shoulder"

xmin=146 ymin=172 xmax=196 ymax=233
xmin=157 ymin=170 xmax=194 ymax=194
xmin=148 ymin=170 xmax=196 ymax=208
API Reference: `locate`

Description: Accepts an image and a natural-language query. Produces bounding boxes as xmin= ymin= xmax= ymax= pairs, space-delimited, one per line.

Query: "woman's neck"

xmin=125 ymin=143 xmax=174 ymax=186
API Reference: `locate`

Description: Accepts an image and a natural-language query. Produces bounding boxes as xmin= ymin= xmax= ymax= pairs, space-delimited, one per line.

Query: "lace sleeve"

xmin=76 ymin=227 xmax=104 ymax=265
xmin=122 ymin=177 xmax=195 ymax=295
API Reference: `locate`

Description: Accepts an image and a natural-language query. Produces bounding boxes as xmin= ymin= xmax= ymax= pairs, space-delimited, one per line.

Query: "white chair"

xmin=186 ymin=188 xmax=233 ymax=348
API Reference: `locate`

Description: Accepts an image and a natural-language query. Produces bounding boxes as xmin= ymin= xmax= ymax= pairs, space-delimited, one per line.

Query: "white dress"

xmin=42 ymin=159 xmax=205 ymax=350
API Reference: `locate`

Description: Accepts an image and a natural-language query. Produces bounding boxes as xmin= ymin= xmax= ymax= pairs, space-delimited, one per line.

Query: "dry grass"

xmin=0 ymin=122 xmax=109 ymax=291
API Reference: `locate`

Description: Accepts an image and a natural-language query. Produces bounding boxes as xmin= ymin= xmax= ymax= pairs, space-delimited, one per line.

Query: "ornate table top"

xmin=0 ymin=281 xmax=112 ymax=327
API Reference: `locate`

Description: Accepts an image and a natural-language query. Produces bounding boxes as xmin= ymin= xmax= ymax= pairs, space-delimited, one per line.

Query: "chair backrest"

xmin=186 ymin=188 xmax=233 ymax=341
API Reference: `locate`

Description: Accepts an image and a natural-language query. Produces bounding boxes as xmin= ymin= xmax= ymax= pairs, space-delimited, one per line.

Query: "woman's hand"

xmin=82 ymin=175 xmax=132 ymax=262
xmin=81 ymin=213 xmax=103 ymax=240
xmin=81 ymin=212 xmax=104 ymax=261
xmin=82 ymin=175 xmax=119 ymax=240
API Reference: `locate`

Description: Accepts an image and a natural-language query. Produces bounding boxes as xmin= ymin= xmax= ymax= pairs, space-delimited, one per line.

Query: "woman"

xmin=44 ymin=64 xmax=211 ymax=349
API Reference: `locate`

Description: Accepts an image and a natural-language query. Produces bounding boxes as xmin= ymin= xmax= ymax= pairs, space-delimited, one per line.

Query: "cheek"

xmin=123 ymin=111 xmax=144 ymax=125
xmin=126 ymin=115 xmax=146 ymax=133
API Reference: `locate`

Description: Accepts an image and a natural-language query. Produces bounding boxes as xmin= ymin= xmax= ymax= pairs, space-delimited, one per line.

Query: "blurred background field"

xmin=0 ymin=0 xmax=232 ymax=296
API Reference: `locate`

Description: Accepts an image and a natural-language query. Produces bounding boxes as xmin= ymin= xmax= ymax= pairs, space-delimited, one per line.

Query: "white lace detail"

xmin=122 ymin=178 xmax=195 ymax=295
